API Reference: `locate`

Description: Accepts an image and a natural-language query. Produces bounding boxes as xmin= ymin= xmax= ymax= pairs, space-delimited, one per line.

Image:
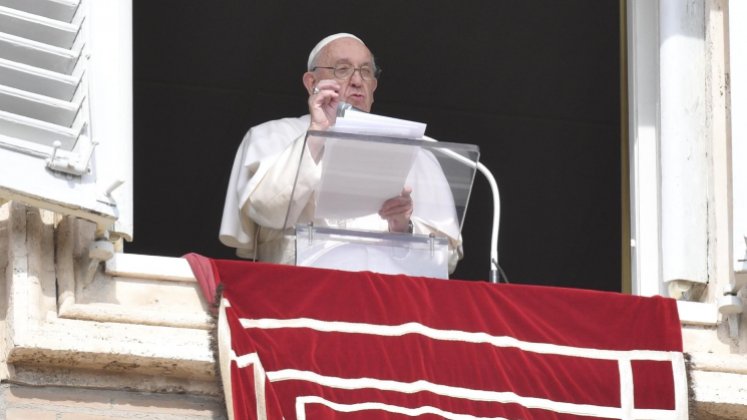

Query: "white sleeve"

xmin=244 ymin=135 xmax=321 ymax=229
xmin=219 ymin=117 xmax=314 ymax=255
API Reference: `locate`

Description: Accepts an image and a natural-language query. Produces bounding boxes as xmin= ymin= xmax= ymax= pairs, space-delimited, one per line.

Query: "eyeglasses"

xmin=311 ymin=64 xmax=381 ymax=81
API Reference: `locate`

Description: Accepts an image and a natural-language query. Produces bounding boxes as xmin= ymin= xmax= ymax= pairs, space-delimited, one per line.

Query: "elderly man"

xmin=220 ymin=33 xmax=462 ymax=273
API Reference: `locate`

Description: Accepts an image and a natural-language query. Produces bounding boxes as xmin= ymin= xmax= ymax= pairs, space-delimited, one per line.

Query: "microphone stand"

xmin=422 ymin=136 xmax=502 ymax=283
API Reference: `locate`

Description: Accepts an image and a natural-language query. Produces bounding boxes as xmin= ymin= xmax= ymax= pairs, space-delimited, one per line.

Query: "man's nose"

xmin=349 ymin=69 xmax=364 ymax=85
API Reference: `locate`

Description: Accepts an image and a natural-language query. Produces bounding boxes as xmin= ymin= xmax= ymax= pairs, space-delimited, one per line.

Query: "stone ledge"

xmin=7 ymin=364 xmax=220 ymax=396
xmin=1 ymin=202 xmax=219 ymax=395
xmin=0 ymin=383 xmax=226 ymax=419
xmin=690 ymin=369 xmax=747 ymax=419
xmin=8 ymin=319 xmax=215 ymax=378
xmin=688 ymin=352 xmax=747 ymax=418
xmin=105 ymin=253 xmax=198 ymax=282
xmin=690 ymin=352 xmax=747 ymax=375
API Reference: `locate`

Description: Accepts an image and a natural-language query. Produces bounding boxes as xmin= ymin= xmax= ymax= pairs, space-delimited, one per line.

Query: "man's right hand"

xmin=308 ymin=79 xmax=341 ymax=131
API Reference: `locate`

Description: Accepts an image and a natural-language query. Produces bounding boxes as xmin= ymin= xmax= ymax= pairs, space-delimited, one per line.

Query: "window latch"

xmin=46 ymin=138 xmax=98 ymax=176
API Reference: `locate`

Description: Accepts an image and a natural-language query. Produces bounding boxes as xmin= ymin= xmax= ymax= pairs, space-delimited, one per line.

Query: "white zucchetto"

xmin=307 ymin=33 xmax=365 ymax=70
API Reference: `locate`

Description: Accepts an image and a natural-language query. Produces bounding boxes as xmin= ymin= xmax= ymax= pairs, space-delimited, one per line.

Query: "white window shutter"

xmin=730 ymin=1 xmax=747 ymax=289
xmin=0 ymin=0 xmax=133 ymax=240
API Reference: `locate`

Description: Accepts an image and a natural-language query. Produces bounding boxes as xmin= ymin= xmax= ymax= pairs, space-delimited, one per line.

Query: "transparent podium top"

xmin=282 ymin=129 xmax=479 ymax=242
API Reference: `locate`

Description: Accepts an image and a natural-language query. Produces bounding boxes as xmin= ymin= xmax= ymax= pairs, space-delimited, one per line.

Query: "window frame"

xmin=627 ymin=0 xmax=743 ymax=326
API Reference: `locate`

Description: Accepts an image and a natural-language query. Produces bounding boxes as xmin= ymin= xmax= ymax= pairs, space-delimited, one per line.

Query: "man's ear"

xmin=302 ymin=72 xmax=316 ymax=95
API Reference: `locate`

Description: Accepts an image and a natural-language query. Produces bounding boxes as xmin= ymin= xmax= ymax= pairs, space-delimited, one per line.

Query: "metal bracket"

xmin=307 ymin=222 xmax=314 ymax=245
xmin=718 ymin=294 xmax=743 ymax=339
xmin=81 ymin=239 xmax=115 ymax=289
xmin=96 ymin=179 xmax=124 ymax=206
xmin=46 ymin=138 xmax=98 ymax=176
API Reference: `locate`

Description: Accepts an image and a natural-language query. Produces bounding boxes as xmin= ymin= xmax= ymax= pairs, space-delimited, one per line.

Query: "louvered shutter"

xmin=0 ymin=0 xmax=132 ymax=240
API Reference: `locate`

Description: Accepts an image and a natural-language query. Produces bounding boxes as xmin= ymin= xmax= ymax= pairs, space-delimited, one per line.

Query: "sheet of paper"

xmin=315 ymin=138 xmax=419 ymax=219
xmin=330 ymin=109 xmax=427 ymax=139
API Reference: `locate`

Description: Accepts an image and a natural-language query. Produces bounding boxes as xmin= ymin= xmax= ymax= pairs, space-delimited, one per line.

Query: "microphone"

xmin=336 ymin=101 xmax=364 ymax=117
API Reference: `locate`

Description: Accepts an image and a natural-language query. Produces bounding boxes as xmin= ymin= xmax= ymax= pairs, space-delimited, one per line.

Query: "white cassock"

xmin=219 ymin=115 xmax=463 ymax=274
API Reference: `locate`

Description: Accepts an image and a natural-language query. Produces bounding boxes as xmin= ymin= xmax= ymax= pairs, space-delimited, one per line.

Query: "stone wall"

xmin=0 ymin=383 xmax=226 ymax=419
xmin=1 ymin=201 xmax=224 ymax=418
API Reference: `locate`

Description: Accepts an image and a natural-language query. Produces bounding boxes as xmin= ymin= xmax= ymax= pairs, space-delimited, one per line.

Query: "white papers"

xmin=314 ymin=138 xmax=419 ymax=219
xmin=330 ymin=108 xmax=427 ymax=139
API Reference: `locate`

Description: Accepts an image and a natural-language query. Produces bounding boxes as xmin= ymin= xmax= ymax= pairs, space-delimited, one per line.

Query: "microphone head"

xmin=336 ymin=101 xmax=354 ymax=117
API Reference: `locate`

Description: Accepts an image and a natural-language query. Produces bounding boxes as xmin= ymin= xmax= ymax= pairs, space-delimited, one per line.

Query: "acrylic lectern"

xmin=285 ymin=129 xmax=479 ymax=279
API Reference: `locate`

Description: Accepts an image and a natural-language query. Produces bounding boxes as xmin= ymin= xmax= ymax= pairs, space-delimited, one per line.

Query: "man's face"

xmin=314 ymin=38 xmax=378 ymax=112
